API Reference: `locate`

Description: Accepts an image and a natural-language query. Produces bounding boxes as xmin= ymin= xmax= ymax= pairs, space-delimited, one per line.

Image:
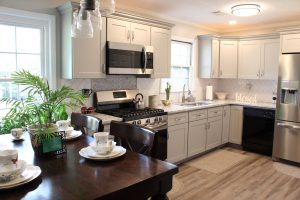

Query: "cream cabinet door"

xmin=72 ymin=18 xmax=106 ymax=78
xmin=130 ymin=22 xmax=150 ymax=46
xmin=151 ymin=27 xmax=171 ymax=78
xmin=222 ymin=106 xmax=230 ymax=144
xmin=281 ymin=33 xmax=300 ymax=53
xmin=206 ymin=116 xmax=222 ymax=150
xmin=238 ymin=40 xmax=261 ymax=79
xmin=167 ymin=123 xmax=188 ymax=163
xmin=107 ymin=18 xmax=131 ymax=43
xmin=219 ymin=40 xmax=238 ymax=78
xmin=188 ymin=119 xmax=207 ymax=157
xmin=261 ymin=39 xmax=280 ymax=80
xmin=229 ymin=106 xmax=243 ymax=145
xmin=211 ymin=39 xmax=220 ymax=78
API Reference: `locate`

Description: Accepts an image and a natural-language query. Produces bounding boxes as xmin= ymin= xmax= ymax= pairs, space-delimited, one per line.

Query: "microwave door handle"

xmin=142 ymin=47 xmax=147 ymax=73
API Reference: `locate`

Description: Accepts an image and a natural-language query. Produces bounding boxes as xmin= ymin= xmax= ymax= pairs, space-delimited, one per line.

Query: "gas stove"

xmin=94 ymin=90 xmax=168 ymax=130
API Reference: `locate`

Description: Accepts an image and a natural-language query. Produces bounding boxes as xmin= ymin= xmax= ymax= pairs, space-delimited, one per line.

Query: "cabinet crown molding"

xmin=197 ymin=33 xmax=279 ymax=41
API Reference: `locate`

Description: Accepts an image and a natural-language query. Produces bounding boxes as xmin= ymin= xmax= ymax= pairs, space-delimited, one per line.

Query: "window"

xmin=0 ymin=7 xmax=56 ymax=119
xmin=161 ymin=40 xmax=192 ymax=92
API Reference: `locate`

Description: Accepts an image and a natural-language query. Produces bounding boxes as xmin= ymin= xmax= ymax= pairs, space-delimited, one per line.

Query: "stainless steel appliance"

xmin=273 ymin=54 xmax=300 ymax=163
xmin=106 ymin=41 xmax=154 ymax=76
xmin=242 ymin=107 xmax=275 ymax=156
xmin=93 ymin=90 xmax=168 ymax=160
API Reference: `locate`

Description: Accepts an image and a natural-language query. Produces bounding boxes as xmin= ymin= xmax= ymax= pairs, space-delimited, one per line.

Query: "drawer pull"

xmin=174 ymin=118 xmax=181 ymax=121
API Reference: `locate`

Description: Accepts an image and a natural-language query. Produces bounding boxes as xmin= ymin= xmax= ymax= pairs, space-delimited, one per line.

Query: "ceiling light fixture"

xmin=229 ymin=20 xmax=237 ymax=25
xmin=72 ymin=0 xmax=115 ymax=38
xmin=231 ymin=4 xmax=260 ymax=17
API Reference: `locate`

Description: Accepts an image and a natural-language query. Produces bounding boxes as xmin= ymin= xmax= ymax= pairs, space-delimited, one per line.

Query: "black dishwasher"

xmin=242 ymin=107 xmax=275 ymax=156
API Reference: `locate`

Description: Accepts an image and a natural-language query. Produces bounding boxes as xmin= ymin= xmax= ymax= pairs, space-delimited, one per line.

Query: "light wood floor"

xmin=168 ymin=147 xmax=300 ymax=200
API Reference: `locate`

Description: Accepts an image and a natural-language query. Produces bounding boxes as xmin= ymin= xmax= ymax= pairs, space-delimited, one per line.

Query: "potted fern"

xmin=161 ymin=82 xmax=172 ymax=106
xmin=0 ymin=70 xmax=85 ymax=155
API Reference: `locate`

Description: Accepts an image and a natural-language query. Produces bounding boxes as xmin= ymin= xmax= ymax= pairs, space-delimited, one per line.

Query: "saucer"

xmin=79 ymin=146 xmax=126 ymax=161
xmin=0 ymin=164 xmax=41 ymax=189
xmin=64 ymin=130 xmax=82 ymax=141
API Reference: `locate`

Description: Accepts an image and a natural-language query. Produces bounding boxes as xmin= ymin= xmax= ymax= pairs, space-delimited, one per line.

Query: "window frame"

xmin=160 ymin=38 xmax=194 ymax=93
xmin=0 ymin=6 xmax=56 ymax=118
xmin=0 ymin=6 xmax=56 ymax=89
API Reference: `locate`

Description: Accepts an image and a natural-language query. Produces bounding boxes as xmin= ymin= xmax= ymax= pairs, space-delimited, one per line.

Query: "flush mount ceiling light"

xmin=231 ymin=4 xmax=260 ymax=17
xmin=72 ymin=0 xmax=115 ymax=38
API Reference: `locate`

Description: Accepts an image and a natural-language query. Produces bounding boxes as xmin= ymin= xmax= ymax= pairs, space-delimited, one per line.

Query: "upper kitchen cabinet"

xmin=238 ymin=38 xmax=279 ymax=80
xmin=219 ymin=40 xmax=238 ymax=78
xmin=281 ymin=33 xmax=300 ymax=53
xmin=151 ymin=27 xmax=171 ymax=78
xmin=238 ymin=40 xmax=262 ymax=79
xmin=198 ymin=35 xmax=219 ymax=78
xmin=58 ymin=2 xmax=106 ymax=79
xmin=107 ymin=18 xmax=150 ymax=45
xmin=261 ymin=39 xmax=280 ymax=80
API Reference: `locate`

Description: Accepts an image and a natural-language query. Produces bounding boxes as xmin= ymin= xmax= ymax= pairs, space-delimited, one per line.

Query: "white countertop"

xmin=88 ymin=113 xmax=122 ymax=125
xmin=158 ymin=100 xmax=276 ymax=114
xmin=88 ymin=100 xmax=276 ymax=124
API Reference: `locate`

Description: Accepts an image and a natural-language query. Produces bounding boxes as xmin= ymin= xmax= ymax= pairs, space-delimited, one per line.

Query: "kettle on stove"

xmin=134 ymin=93 xmax=145 ymax=109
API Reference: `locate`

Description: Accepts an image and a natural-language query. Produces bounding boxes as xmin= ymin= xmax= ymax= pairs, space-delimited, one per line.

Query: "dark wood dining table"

xmin=0 ymin=132 xmax=178 ymax=200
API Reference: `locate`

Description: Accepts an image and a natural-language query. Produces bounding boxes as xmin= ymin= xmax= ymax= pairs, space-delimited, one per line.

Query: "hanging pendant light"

xmin=90 ymin=0 xmax=102 ymax=30
xmin=100 ymin=0 xmax=115 ymax=16
xmin=71 ymin=0 xmax=115 ymax=38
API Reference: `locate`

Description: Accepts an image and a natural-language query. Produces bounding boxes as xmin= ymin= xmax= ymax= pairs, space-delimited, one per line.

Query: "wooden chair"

xmin=110 ymin=121 xmax=155 ymax=157
xmin=71 ymin=113 xmax=103 ymax=135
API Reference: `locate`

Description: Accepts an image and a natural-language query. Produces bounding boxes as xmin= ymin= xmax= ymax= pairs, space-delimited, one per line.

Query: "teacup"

xmin=0 ymin=149 xmax=18 ymax=166
xmin=90 ymin=141 xmax=116 ymax=155
xmin=94 ymin=132 xmax=109 ymax=145
xmin=11 ymin=128 xmax=23 ymax=139
xmin=56 ymin=120 xmax=70 ymax=130
xmin=64 ymin=127 xmax=74 ymax=137
xmin=0 ymin=160 xmax=26 ymax=182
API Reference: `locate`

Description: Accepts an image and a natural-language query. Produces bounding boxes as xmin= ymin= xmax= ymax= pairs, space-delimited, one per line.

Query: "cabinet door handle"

xmin=261 ymin=70 xmax=264 ymax=77
xmin=127 ymin=30 xmax=130 ymax=41
xmin=220 ymin=70 xmax=222 ymax=76
xmin=257 ymin=70 xmax=260 ymax=77
xmin=102 ymin=64 xmax=106 ymax=73
xmin=132 ymin=31 xmax=135 ymax=41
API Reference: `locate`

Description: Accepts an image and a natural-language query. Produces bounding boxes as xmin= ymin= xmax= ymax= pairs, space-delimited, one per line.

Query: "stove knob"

xmin=154 ymin=117 xmax=158 ymax=122
xmin=159 ymin=116 xmax=163 ymax=122
xmin=145 ymin=119 xmax=151 ymax=124
xmin=137 ymin=120 xmax=141 ymax=125
xmin=132 ymin=121 xmax=136 ymax=125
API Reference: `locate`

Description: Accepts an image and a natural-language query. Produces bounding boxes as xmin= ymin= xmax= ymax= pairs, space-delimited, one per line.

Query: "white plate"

xmin=64 ymin=130 xmax=82 ymax=141
xmin=0 ymin=165 xmax=41 ymax=189
xmin=79 ymin=146 xmax=126 ymax=160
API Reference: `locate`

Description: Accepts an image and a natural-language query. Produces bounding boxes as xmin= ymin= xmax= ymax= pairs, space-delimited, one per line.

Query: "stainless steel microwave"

xmin=106 ymin=41 xmax=154 ymax=76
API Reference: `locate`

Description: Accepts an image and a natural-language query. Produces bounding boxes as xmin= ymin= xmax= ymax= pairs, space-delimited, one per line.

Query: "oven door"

xmin=106 ymin=41 xmax=153 ymax=75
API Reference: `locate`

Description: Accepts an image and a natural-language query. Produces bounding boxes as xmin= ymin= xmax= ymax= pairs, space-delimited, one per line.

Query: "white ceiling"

xmin=1 ymin=0 xmax=300 ymax=33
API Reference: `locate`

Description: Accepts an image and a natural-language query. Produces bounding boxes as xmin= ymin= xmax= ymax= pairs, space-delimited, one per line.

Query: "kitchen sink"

xmin=178 ymin=101 xmax=212 ymax=107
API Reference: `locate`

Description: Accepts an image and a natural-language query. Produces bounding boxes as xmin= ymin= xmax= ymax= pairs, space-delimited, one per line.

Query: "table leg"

xmin=151 ymin=176 xmax=172 ymax=200
xmin=151 ymin=194 xmax=169 ymax=200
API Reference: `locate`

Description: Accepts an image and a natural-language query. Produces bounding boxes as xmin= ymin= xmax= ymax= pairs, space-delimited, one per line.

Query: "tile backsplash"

xmin=217 ymin=79 xmax=277 ymax=103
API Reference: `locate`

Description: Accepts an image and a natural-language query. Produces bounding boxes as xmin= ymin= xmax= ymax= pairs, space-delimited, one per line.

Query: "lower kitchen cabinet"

xmin=206 ymin=116 xmax=222 ymax=150
xmin=188 ymin=119 xmax=207 ymax=157
xmin=229 ymin=106 xmax=243 ymax=144
xmin=222 ymin=106 xmax=230 ymax=144
xmin=167 ymin=123 xmax=188 ymax=163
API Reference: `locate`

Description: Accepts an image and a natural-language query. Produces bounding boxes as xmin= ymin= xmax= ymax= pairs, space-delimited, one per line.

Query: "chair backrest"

xmin=71 ymin=113 xmax=103 ymax=135
xmin=110 ymin=121 xmax=155 ymax=157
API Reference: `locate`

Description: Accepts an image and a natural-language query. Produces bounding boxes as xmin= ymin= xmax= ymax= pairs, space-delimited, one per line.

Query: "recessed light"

xmin=231 ymin=4 xmax=260 ymax=17
xmin=229 ymin=20 xmax=237 ymax=25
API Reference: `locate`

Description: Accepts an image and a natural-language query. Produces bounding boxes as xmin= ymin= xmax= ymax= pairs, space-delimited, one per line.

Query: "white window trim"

xmin=160 ymin=36 xmax=194 ymax=93
xmin=0 ymin=6 xmax=56 ymax=89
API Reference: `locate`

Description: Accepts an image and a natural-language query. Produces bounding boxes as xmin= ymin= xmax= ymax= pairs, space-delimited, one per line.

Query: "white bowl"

xmin=215 ymin=92 xmax=228 ymax=100
xmin=0 ymin=160 xmax=26 ymax=182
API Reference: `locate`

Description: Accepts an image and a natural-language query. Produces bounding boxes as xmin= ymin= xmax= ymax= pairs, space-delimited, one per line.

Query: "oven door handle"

xmin=277 ymin=122 xmax=300 ymax=130
xmin=142 ymin=47 xmax=147 ymax=73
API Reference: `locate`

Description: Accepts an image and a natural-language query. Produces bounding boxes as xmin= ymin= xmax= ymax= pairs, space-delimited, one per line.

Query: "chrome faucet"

xmin=182 ymin=84 xmax=195 ymax=103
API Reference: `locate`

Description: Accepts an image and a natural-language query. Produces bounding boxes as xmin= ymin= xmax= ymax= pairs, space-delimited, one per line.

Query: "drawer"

xmin=208 ymin=107 xmax=223 ymax=118
xmin=189 ymin=109 xmax=207 ymax=122
xmin=168 ymin=112 xmax=188 ymax=126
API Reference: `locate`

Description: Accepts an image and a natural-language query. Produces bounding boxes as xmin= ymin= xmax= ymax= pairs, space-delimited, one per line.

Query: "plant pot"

xmin=161 ymin=100 xmax=171 ymax=106
xmin=28 ymin=124 xmax=66 ymax=157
